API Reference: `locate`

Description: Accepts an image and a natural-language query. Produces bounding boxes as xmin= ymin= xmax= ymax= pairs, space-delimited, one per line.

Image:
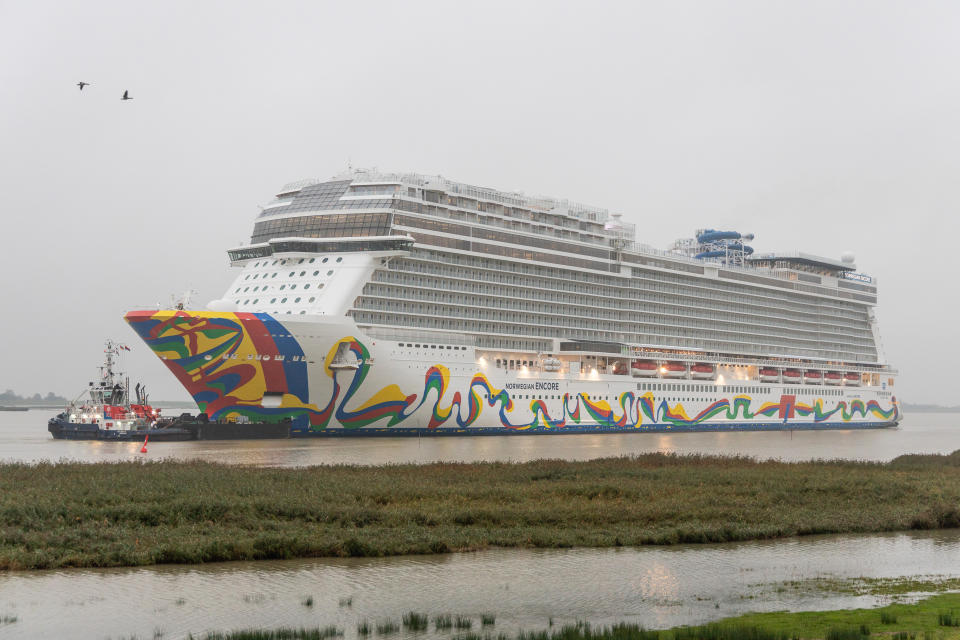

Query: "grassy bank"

xmin=3 ymin=452 xmax=960 ymax=570
xmin=186 ymin=593 xmax=960 ymax=639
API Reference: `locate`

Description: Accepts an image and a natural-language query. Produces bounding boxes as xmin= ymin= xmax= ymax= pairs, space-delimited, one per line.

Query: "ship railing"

xmin=562 ymin=347 xmax=896 ymax=375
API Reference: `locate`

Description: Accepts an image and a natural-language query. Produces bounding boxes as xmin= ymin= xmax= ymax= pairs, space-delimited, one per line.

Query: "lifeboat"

xmin=804 ymin=370 xmax=822 ymax=382
xmin=542 ymin=358 xmax=562 ymax=372
xmin=759 ymin=367 xmax=780 ymax=382
xmin=844 ymin=372 xmax=861 ymax=386
xmin=630 ymin=360 xmax=657 ymax=377
xmin=661 ymin=362 xmax=687 ymax=378
xmin=824 ymin=371 xmax=842 ymax=385
xmin=782 ymin=369 xmax=801 ymax=381
xmin=690 ymin=363 xmax=715 ymax=379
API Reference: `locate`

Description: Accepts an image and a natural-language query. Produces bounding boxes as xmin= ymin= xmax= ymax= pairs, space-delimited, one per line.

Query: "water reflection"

xmin=2 ymin=530 xmax=960 ymax=639
xmin=3 ymin=410 xmax=959 ymax=467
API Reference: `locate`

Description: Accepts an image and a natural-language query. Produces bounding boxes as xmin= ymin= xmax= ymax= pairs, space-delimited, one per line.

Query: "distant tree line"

xmin=900 ymin=401 xmax=960 ymax=413
xmin=0 ymin=390 xmax=68 ymax=406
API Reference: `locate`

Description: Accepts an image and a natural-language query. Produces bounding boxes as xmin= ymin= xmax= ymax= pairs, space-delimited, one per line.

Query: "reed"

xmin=403 ymin=612 xmax=429 ymax=631
xmin=356 ymin=621 xmax=371 ymax=637
xmin=435 ymin=615 xmax=453 ymax=630
xmin=4 ymin=452 xmax=960 ymax=570
xmin=481 ymin=614 xmax=496 ymax=627
xmin=375 ymin=621 xmax=399 ymax=635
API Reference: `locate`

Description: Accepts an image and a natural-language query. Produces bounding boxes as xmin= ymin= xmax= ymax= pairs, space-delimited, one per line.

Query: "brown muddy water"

xmin=2 ymin=410 xmax=959 ymax=466
xmin=1 ymin=531 xmax=960 ymax=639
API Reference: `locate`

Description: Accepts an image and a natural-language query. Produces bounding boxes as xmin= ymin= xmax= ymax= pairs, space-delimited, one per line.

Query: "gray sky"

xmin=1 ymin=1 xmax=956 ymax=404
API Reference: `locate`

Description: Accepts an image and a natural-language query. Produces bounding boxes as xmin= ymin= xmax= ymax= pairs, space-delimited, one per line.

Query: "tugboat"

xmin=48 ymin=340 xmax=291 ymax=441
xmin=47 ymin=340 xmax=194 ymax=441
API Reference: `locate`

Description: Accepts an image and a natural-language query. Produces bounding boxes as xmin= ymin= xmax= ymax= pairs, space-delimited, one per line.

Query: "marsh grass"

xmin=455 ymin=617 xmax=473 ymax=630
xmin=481 ymin=614 xmax=496 ymax=627
xmin=880 ymin=610 xmax=898 ymax=624
xmin=357 ymin=621 xmax=371 ymax=637
xmin=5 ymin=452 xmax=960 ymax=570
xmin=1 ymin=615 xmax=17 ymax=624
xmin=301 ymin=596 xmax=314 ymax=608
xmin=435 ymin=615 xmax=453 ymax=630
xmin=193 ymin=628 xmax=342 ymax=640
xmin=403 ymin=612 xmax=429 ymax=631
xmin=375 ymin=621 xmax=399 ymax=635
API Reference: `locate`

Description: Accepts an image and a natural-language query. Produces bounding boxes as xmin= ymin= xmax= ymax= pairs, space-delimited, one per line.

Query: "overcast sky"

xmin=1 ymin=1 xmax=956 ymax=404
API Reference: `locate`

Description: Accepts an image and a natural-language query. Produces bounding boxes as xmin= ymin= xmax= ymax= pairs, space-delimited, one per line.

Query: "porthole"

xmin=234 ymin=288 xmax=240 ymax=293
xmin=289 ymin=272 xmax=295 ymax=277
xmin=270 ymin=298 xmax=276 ymax=303
xmin=327 ymin=270 xmax=333 ymax=276
xmin=299 ymin=310 xmax=306 ymax=314
xmin=243 ymin=287 xmax=249 ymax=292
xmin=281 ymin=297 xmax=287 ymax=303
xmin=253 ymin=286 xmax=259 ymax=292
xmin=290 ymin=284 xmax=297 ymax=290
xmin=299 ymin=271 xmax=305 ymax=276
xmin=262 ymin=285 xmax=268 ymax=291
xmin=298 ymin=259 xmax=304 ymax=264
xmin=295 ymin=297 xmax=301 ymax=303
xmin=279 ymin=285 xmax=286 ymax=290
xmin=322 ymin=257 xmax=329 ymax=263
xmin=243 ymin=300 xmax=249 ymax=305
xmin=313 ymin=270 xmax=319 ymax=276
xmin=244 ymin=275 xmax=249 ymax=280
xmin=309 ymin=297 xmax=315 ymax=302
xmin=304 ymin=284 xmax=310 ymax=290
xmin=271 ymin=273 xmax=277 ymax=278
xmin=253 ymin=298 xmax=259 ymax=304
xmin=317 ymin=283 xmax=324 ymax=289
xmin=252 ymin=274 xmax=258 ymax=279
xmin=309 ymin=258 xmax=315 ymax=263
xmin=336 ymin=257 xmax=343 ymax=263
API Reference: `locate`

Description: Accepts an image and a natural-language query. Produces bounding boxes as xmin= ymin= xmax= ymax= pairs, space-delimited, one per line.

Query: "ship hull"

xmin=125 ymin=310 xmax=901 ymax=436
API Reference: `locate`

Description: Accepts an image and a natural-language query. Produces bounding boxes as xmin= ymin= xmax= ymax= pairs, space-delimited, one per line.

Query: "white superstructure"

xmin=126 ymin=169 xmax=899 ymax=433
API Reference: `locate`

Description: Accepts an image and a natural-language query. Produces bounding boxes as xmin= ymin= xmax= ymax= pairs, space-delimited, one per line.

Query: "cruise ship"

xmin=125 ymin=169 xmax=899 ymax=434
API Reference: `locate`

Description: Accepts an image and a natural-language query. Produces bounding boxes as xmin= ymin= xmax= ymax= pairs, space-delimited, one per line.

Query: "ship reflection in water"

xmin=3 ymin=410 xmax=960 ymax=466
xmin=2 ymin=531 xmax=960 ymax=639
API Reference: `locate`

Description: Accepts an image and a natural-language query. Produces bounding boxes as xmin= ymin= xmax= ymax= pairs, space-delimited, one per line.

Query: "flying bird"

xmin=121 ymin=90 xmax=133 ymax=101
xmin=77 ymin=81 xmax=90 ymax=91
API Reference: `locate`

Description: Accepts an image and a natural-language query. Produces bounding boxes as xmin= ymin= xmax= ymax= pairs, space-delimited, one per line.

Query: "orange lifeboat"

xmin=759 ymin=367 xmax=780 ymax=382
xmin=630 ymin=360 xmax=657 ymax=377
xmin=783 ymin=369 xmax=801 ymax=381
xmin=690 ymin=364 xmax=715 ymax=379
xmin=824 ymin=371 xmax=842 ymax=385
xmin=844 ymin=372 xmax=861 ymax=386
xmin=804 ymin=370 xmax=822 ymax=382
xmin=661 ymin=362 xmax=687 ymax=378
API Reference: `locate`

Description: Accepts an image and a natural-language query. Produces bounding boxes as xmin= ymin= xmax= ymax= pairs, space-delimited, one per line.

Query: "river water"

xmin=3 ymin=411 xmax=959 ymax=638
xmin=1 ymin=530 xmax=959 ymax=639
xmin=1 ymin=409 xmax=957 ymax=466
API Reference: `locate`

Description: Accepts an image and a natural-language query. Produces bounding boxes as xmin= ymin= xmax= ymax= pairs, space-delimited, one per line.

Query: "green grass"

xmin=4 ymin=451 xmax=960 ymax=570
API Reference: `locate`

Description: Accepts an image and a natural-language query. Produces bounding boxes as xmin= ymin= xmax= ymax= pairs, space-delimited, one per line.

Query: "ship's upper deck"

xmin=245 ymin=169 xmax=878 ymax=305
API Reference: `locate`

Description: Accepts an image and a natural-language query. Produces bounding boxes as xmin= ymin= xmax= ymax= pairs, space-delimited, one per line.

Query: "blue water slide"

xmin=697 ymin=230 xmax=742 ymax=243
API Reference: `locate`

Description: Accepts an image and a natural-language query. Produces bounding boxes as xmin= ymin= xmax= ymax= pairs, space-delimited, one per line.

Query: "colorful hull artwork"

xmin=124 ymin=311 xmax=900 ymax=434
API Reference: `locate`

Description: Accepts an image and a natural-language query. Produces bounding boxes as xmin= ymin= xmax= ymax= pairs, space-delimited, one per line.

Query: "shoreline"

xmin=3 ymin=451 xmax=960 ymax=571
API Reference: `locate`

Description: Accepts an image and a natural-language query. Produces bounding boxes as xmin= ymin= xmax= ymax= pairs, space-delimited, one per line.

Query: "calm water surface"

xmin=1 ymin=531 xmax=959 ymax=639
xmin=1 ymin=409 xmax=957 ymax=466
